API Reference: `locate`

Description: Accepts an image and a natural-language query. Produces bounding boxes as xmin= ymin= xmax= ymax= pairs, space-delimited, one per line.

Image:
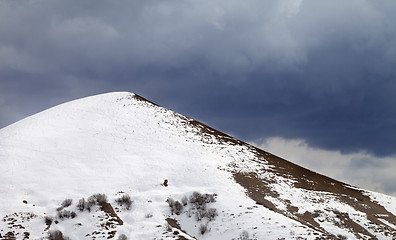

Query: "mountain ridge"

xmin=0 ymin=92 xmax=395 ymax=239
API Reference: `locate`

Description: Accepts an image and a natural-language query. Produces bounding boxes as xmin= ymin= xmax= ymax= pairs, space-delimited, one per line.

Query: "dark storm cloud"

xmin=0 ymin=0 xmax=395 ymax=157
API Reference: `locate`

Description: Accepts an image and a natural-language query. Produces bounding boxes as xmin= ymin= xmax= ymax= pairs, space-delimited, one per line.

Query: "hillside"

xmin=0 ymin=92 xmax=395 ymax=240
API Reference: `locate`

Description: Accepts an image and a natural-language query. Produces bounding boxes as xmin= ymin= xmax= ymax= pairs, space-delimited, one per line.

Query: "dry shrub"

xmin=115 ymin=194 xmax=132 ymax=210
xmin=199 ymin=224 xmax=208 ymax=235
xmin=61 ymin=199 xmax=72 ymax=208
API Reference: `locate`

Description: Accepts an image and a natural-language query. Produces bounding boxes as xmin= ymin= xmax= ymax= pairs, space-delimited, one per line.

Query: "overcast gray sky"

xmin=0 ymin=0 xmax=395 ymax=195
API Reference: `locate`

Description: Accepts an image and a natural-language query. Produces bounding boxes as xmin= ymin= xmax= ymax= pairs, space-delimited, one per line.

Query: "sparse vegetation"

xmin=166 ymin=192 xmax=218 ymax=236
xmin=115 ymin=194 xmax=132 ymax=210
xmin=199 ymin=224 xmax=208 ymax=235
xmin=86 ymin=196 xmax=96 ymax=211
xmin=187 ymin=208 xmax=193 ymax=218
xmin=55 ymin=199 xmax=77 ymax=220
xmin=48 ymin=230 xmax=70 ymax=240
xmin=145 ymin=213 xmax=153 ymax=218
xmin=167 ymin=192 xmax=218 ymax=219
xmin=118 ymin=234 xmax=128 ymax=240
xmin=181 ymin=196 xmax=188 ymax=206
xmin=194 ymin=207 xmax=218 ymax=222
xmin=195 ymin=210 xmax=204 ymax=221
xmin=189 ymin=192 xmax=216 ymax=208
xmin=205 ymin=208 xmax=218 ymax=221
xmin=57 ymin=209 xmax=77 ymax=220
xmin=174 ymin=201 xmax=183 ymax=215
xmin=240 ymin=230 xmax=249 ymax=240
xmin=337 ymin=234 xmax=347 ymax=240
xmin=89 ymin=193 xmax=108 ymax=204
xmin=57 ymin=209 xmax=69 ymax=219
xmin=44 ymin=216 xmax=53 ymax=226
xmin=86 ymin=193 xmax=108 ymax=211
xmin=76 ymin=198 xmax=86 ymax=211
xmin=61 ymin=199 xmax=73 ymax=208
xmin=56 ymin=198 xmax=73 ymax=211
xmin=167 ymin=198 xmax=184 ymax=215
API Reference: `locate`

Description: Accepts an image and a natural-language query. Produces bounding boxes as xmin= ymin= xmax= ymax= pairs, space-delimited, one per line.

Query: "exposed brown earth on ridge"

xmin=233 ymin=148 xmax=396 ymax=239
xmin=135 ymin=93 xmax=396 ymax=238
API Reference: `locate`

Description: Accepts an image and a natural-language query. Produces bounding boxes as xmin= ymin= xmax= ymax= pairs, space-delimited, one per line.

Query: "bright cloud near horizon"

xmin=0 ymin=0 xmax=395 ymax=195
xmin=253 ymin=138 xmax=396 ymax=197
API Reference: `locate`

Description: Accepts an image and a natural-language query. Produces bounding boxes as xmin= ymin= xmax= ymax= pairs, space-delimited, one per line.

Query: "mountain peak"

xmin=1 ymin=92 xmax=395 ymax=239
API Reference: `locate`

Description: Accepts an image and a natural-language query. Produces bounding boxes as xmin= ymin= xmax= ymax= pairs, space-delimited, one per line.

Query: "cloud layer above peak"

xmin=0 ymin=0 xmax=395 ymax=158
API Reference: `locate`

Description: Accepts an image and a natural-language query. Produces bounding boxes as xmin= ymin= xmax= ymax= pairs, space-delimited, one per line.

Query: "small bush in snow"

xmin=145 ymin=213 xmax=153 ymax=218
xmin=196 ymin=207 xmax=206 ymax=220
xmin=44 ymin=216 xmax=53 ymax=226
xmin=90 ymin=193 xmax=108 ymax=204
xmin=57 ymin=209 xmax=76 ymax=220
xmin=118 ymin=234 xmax=128 ymax=240
xmin=57 ymin=210 xmax=70 ymax=219
xmin=240 ymin=230 xmax=249 ymax=240
xmin=174 ymin=201 xmax=183 ymax=215
xmin=199 ymin=224 xmax=208 ymax=235
xmin=166 ymin=197 xmax=175 ymax=206
xmin=47 ymin=230 xmax=61 ymax=240
xmin=115 ymin=194 xmax=132 ymax=210
xmin=189 ymin=192 xmax=204 ymax=207
xmin=86 ymin=193 xmax=108 ymax=211
xmin=337 ymin=235 xmax=347 ymax=240
xmin=181 ymin=196 xmax=188 ymax=206
xmin=187 ymin=208 xmax=193 ymax=218
xmin=195 ymin=210 xmax=203 ymax=221
xmin=166 ymin=198 xmax=183 ymax=215
xmin=204 ymin=193 xmax=217 ymax=203
xmin=61 ymin=198 xmax=73 ymax=208
xmin=86 ymin=197 xmax=96 ymax=211
xmin=48 ymin=230 xmax=70 ymax=240
xmin=166 ymin=198 xmax=175 ymax=214
xmin=189 ymin=192 xmax=216 ymax=208
xmin=205 ymin=208 xmax=218 ymax=221
xmin=194 ymin=208 xmax=218 ymax=222
xmin=76 ymin=198 xmax=86 ymax=211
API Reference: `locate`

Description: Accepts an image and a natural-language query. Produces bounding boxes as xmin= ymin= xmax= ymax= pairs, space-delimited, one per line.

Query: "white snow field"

xmin=0 ymin=92 xmax=395 ymax=240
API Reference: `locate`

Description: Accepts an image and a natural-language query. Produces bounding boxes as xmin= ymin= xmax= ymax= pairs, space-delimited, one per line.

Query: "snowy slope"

xmin=0 ymin=92 xmax=395 ymax=240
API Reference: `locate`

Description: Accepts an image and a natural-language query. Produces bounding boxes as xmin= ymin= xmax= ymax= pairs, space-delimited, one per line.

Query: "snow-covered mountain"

xmin=1 ymin=92 xmax=395 ymax=240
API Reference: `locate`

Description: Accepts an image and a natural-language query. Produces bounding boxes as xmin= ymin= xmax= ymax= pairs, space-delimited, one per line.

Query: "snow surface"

xmin=1 ymin=92 xmax=395 ymax=239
